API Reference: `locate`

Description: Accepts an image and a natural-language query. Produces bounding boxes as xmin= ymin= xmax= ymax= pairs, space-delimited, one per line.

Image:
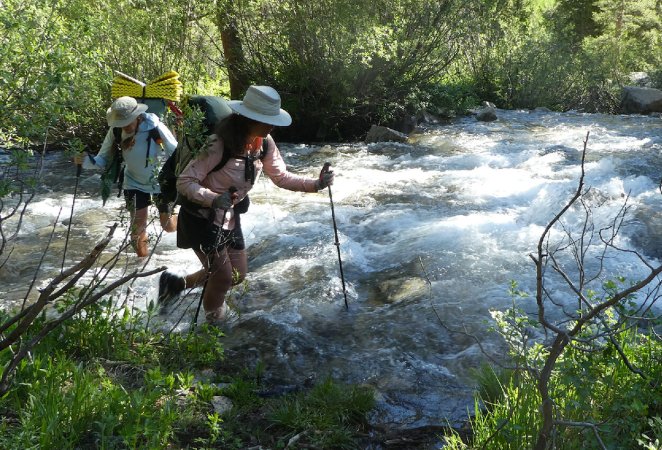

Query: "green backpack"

xmin=157 ymin=95 xmax=233 ymax=205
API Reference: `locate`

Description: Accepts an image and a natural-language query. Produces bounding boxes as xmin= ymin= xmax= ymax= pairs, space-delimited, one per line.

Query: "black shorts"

xmin=124 ymin=189 xmax=172 ymax=214
xmin=177 ymin=207 xmax=245 ymax=253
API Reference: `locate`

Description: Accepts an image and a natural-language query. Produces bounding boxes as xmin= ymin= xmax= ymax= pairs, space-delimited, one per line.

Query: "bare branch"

xmin=535 ymin=132 xmax=589 ymax=331
xmin=554 ymin=421 xmax=608 ymax=450
xmin=0 ymin=224 xmax=118 ymax=345
xmin=531 ymin=131 xmax=662 ymax=449
xmin=0 ymin=266 xmax=163 ymax=394
xmin=20 ymin=207 xmax=63 ymax=310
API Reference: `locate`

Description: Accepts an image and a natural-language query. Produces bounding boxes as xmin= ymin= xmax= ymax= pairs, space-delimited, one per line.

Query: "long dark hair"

xmin=214 ymin=113 xmax=258 ymax=157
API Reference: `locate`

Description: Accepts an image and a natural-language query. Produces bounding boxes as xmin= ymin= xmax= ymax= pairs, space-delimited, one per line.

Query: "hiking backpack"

xmin=157 ymin=95 xmax=269 ymax=207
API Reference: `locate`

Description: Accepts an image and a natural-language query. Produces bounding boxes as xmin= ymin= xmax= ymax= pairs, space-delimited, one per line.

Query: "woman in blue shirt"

xmin=75 ymin=96 xmax=178 ymax=256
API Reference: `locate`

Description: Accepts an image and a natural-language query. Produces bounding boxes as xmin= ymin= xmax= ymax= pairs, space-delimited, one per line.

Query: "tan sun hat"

xmin=106 ymin=96 xmax=148 ymax=128
xmin=227 ymin=86 xmax=292 ymax=127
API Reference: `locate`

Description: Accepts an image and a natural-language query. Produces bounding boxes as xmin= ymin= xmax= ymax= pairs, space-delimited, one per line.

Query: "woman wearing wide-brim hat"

xmin=158 ymin=85 xmax=334 ymax=325
xmin=74 ymin=96 xmax=179 ymax=257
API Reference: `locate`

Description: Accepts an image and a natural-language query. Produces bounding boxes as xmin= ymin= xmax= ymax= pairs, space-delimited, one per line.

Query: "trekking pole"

xmin=62 ymin=161 xmax=83 ymax=274
xmin=192 ymin=186 xmax=238 ymax=330
xmin=322 ymin=163 xmax=349 ymax=310
xmin=192 ymin=265 xmax=211 ymax=332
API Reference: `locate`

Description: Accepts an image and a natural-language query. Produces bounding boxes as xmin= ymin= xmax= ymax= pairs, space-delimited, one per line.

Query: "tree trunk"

xmin=216 ymin=0 xmax=248 ymax=99
xmin=534 ymin=335 xmax=568 ymax=450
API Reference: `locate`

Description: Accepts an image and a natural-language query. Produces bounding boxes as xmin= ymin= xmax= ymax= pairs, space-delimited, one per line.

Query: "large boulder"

xmin=418 ymin=110 xmax=442 ymax=124
xmin=390 ymin=114 xmax=418 ymax=134
xmin=476 ymin=106 xmax=497 ymax=122
xmin=469 ymin=103 xmax=498 ymax=122
xmin=365 ymin=125 xmax=408 ymax=143
xmin=620 ymin=86 xmax=662 ymax=114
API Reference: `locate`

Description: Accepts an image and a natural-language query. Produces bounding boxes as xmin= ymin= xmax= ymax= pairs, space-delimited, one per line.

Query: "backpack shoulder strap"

xmin=143 ymin=127 xmax=163 ymax=168
xmin=259 ymin=136 xmax=269 ymax=159
xmin=111 ymin=127 xmax=123 ymax=163
xmin=113 ymin=125 xmax=161 ymax=144
xmin=210 ymin=135 xmax=231 ymax=174
xmin=148 ymin=127 xmax=161 ymax=144
xmin=206 ymin=136 xmax=269 ymax=182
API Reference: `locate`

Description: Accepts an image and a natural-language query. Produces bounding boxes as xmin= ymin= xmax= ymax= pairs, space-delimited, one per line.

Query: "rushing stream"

xmin=1 ymin=109 xmax=661 ymax=435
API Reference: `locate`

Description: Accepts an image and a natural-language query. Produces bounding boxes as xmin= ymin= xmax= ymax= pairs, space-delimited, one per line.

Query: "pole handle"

xmin=208 ymin=186 xmax=238 ymax=223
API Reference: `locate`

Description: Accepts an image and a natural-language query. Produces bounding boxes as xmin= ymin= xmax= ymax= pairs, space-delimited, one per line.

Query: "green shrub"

xmin=0 ymin=356 xmax=178 ymax=449
xmin=0 ymin=287 xmax=227 ymax=448
xmin=444 ymin=310 xmax=662 ymax=449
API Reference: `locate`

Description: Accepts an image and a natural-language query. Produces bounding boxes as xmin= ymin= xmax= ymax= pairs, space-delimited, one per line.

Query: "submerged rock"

xmin=629 ymin=207 xmax=662 ymax=260
xmin=374 ymin=277 xmax=429 ymax=304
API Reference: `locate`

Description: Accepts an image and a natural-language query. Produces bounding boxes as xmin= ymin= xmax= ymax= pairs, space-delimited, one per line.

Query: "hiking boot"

xmin=157 ymin=271 xmax=185 ymax=307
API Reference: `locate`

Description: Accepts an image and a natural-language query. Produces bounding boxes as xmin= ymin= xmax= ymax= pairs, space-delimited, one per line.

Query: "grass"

xmin=0 ymin=297 xmax=376 ymax=449
xmin=267 ymin=378 xmax=375 ymax=449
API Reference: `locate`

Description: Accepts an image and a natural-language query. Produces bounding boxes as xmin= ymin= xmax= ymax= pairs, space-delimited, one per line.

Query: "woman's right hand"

xmin=211 ymin=190 xmax=239 ymax=210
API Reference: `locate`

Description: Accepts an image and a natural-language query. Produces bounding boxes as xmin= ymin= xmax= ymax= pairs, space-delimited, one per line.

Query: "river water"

xmin=1 ymin=109 xmax=661 ymax=434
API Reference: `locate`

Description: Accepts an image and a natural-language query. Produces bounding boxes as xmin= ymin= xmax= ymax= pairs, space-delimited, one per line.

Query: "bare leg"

xmin=194 ymin=247 xmax=247 ymax=319
xmin=227 ymin=246 xmax=248 ymax=286
xmin=130 ymin=207 xmax=149 ymax=257
xmin=159 ymin=212 xmax=177 ymax=233
xmin=184 ymin=267 xmax=207 ymax=290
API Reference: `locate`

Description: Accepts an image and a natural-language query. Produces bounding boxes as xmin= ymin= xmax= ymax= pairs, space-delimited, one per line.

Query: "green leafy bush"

xmin=0 ymin=289 xmax=226 ymax=448
xmin=444 ymin=291 xmax=662 ymax=449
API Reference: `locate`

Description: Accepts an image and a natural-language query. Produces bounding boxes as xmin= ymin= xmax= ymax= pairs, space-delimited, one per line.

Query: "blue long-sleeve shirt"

xmin=83 ymin=113 xmax=177 ymax=194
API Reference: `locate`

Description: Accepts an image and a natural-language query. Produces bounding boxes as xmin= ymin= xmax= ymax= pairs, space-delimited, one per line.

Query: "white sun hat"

xmin=227 ymin=85 xmax=292 ymax=127
xmin=106 ymin=96 xmax=148 ymax=128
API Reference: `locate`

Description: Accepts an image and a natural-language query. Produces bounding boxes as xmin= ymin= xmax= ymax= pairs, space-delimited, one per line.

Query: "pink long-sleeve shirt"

xmin=177 ymin=134 xmax=318 ymax=229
